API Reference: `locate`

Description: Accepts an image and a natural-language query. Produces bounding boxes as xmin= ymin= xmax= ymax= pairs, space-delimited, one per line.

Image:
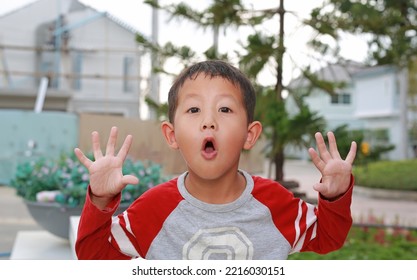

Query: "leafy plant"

xmin=330 ymin=124 xmax=395 ymax=165
xmin=10 ymin=152 xmax=168 ymax=207
xmin=288 ymin=225 xmax=417 ymax=260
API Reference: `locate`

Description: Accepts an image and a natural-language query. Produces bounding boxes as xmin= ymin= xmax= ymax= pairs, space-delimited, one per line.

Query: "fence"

xmin=0 ymin=110 xmax=78 ymax=184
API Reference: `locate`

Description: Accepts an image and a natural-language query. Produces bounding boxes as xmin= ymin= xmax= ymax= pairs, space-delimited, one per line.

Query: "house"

xmin=0 ymin=0 xmax=144 ymax=118
xmin=353 ymin=65 xmax=417 ymax=160
xmin=287 ymin=60 xmax=417 ymax=161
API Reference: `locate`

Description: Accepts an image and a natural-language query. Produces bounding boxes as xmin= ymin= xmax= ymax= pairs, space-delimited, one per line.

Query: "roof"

xmin=103 ymin=11 xmax=139 ymax=34
xmin=352 ymin=64 xmax=398 ymax=80
xmin=288 ymin=60 xmax=366 ymax=89
xmin=0 ymin=0 xmax=38 ymax=18
xmin=0 ymin=0 xmax=140 ymax=34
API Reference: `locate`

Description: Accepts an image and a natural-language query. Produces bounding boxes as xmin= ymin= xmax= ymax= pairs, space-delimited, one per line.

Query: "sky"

xmin=0 ymin=0 xmax=369 ymax=97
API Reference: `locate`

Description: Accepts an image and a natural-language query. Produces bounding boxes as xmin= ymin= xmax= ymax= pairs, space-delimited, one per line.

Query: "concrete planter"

xmin=24 ymin=200 xmax=128 ymax=239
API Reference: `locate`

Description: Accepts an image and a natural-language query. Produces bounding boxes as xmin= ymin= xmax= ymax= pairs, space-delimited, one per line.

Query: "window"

xmin=341 ymin=93 xmax=351 ymax=104
xmin=331 ymin=92 xmax=351 ymax=105
xmin=72 ymin=51 xmax=82 ymax=90
xmin=123 ymin=56 xmax=134 ymax=93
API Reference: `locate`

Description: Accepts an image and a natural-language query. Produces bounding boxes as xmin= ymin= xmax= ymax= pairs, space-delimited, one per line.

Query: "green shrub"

xmin=353 ymin=160 xmax=417 ymax=191
xmin=10 ymin=151 xmax=168 ymax=207
xmin=288 ymin=226 xmax=417 ymax=260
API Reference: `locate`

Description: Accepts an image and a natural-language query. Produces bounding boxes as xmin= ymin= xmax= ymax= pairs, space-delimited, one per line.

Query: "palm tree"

xmin=237 ymin=0 xmax=326 ymax=182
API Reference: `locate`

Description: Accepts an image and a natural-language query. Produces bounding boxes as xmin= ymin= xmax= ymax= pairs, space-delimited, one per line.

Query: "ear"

xmin=161 ymin=121 xmax=179 ymax=149
xmin=243 ymin=121 xmax=262 ymax=150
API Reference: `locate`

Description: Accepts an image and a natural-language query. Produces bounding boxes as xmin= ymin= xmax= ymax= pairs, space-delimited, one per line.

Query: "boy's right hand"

xmin=74 ymin=126 xmax=139 ymax=210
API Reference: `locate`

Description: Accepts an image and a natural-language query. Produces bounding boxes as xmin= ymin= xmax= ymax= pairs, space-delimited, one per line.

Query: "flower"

xmin=10 ymin=151 xmax=168 ymax=207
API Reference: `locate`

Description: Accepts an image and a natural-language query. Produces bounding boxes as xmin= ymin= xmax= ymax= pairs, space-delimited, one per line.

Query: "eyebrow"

xmin=181 ymin=92 xmax=239 ymax=101
xmin=181 ymin=92 xmax=201 ymax=100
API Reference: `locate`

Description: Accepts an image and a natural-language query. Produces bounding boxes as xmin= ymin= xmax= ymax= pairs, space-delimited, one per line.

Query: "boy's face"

xmin=166 ymin=74 xmax=256 ymax=180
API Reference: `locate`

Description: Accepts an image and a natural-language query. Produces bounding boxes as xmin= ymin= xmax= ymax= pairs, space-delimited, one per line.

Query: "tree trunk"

xmin=274 ymin=147 xmax=302 ymax=192
xmin=273 ymin=0 xmax=286 ymax=184
xmin=274 ymin=147 xmax=285 ymax=182
xmin=275 ymin=0 xmax=285 ymax=103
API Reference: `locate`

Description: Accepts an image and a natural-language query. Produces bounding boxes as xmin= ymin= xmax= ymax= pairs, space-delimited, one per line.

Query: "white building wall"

xmin=302 ymin=86 xmax=363 ymax=130
xmin=70 ymin=15 xmax=141 ymax=95
xmin=353 ymin=67 xmax=409 ymax=160
xmin=0 ymin=1 xmax=41 ymax=88
xmin=0 ymin=0 xmax=142 ymax=118
xmin=287 ymin=64 xmax=414 ymax=160
xmin=355 ymin=70 xmax=398 ymax=118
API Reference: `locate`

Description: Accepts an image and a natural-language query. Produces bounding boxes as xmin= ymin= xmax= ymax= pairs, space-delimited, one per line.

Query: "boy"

xmin=74 ymin=60 xmax=357 ymax=260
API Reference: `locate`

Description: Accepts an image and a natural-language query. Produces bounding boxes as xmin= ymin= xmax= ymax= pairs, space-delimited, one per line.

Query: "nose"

xmin=201 ymin=114 xmax=217 ymax=130
xmin=203 ymin=123 xmax=215 ymax=130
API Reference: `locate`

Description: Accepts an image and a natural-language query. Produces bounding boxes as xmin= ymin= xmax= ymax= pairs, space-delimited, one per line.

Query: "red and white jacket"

xmin=76 ymin=170 xmax=353 ymax=260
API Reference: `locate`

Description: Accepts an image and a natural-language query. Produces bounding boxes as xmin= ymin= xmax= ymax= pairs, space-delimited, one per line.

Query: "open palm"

xmin=308 ymin=131 xmax=357 ymax=200
xmin=74 ymin=126 xmax=139 ymax=201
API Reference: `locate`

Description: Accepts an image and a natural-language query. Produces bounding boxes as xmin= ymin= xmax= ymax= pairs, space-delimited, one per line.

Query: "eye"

xmin=219 ymin=107 xmax=232 ymax=113
xmin=187 ymin=107 xmax=200 ymax=114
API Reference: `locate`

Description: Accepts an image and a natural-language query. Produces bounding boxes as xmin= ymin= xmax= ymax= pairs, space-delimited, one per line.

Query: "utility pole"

xmin=149 ymin=0 xmax=160 ymax=120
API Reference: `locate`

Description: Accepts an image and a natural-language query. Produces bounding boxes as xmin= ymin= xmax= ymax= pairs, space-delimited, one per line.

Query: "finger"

xmin=117 ymin=134 xmax=133 ymax=161
xmin=91 ymin=131 xmax=103 ymax=159
xmin=345 ymin=141 xmax=357 ymax=164
xmin=308 ymin=147 xmax=325 ymax=173
xmin=74 ymin=148 xmax=92 ymax=169
xmin=315 ymin=132 xmax=331 ymax=162
xmin=105 ymin=126 xmax=118 ymax=156
xmin=327 ymin=131 xmax=341 ymax=159
xmin=122 ymin=174 xmax=139 ymax=186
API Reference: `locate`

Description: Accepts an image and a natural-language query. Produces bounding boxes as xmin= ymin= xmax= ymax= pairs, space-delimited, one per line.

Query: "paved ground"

xmin=0 ymin=186 xmax=41 ymax=259
xmin=282 ymin=160 xmax=417 ymax=228
xmin=1 ymin=159 xmax=417 ymax=259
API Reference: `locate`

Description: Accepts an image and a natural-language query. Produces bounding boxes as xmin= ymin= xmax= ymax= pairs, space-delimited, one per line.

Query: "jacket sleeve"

xmin=75 ymin=187 xmax=133 ymax=260
xmin=296 ymin=175 xmax=354 ymax=254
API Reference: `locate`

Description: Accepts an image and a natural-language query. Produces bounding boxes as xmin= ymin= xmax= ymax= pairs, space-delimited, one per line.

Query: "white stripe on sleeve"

xmin=111 ymin=215 xmax=140 ymax=257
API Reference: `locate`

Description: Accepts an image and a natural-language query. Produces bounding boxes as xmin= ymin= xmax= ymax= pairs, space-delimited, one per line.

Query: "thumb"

xmin=312 ymin=182 xmax=327 ymax=195
xmin=121 ymin=175 xmax=139 ymax=186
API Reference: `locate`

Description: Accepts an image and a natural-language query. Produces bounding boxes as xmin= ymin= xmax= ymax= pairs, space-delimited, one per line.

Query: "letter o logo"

xmin=183 ymin=227 xmax=254 ymax=260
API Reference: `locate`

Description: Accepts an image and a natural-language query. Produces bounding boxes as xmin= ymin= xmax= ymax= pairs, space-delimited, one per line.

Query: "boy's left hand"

xmin=308 ymin=131 xmax=357 ymax=200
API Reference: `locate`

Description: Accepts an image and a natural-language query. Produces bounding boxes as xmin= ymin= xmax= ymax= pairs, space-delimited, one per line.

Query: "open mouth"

xmin=202 ymin=138 xmax=217 ymax=159
xmin=204 ymin=140 xmax=215 ymax=153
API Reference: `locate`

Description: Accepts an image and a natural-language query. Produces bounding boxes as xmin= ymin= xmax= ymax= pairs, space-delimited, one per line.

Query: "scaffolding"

xmin=0 ymin=0 xmax=167 ymax=120
xmin=0 ymin=5 xmax=145 ymax=91
xmin=0 ymin=44 xmax=143 ymax=78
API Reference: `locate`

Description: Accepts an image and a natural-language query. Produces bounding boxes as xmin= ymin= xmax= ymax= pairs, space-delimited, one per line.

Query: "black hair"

xmin=167 ymin=60 xmax=256 ymax=124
